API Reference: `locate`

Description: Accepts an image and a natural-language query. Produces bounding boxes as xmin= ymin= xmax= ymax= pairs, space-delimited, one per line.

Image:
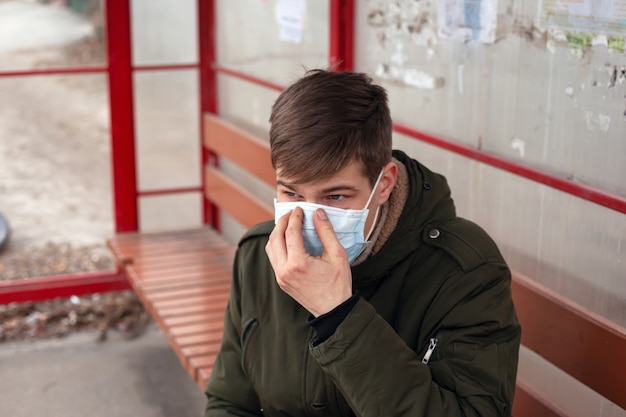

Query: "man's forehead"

xmin=275 ymin=160 xmax=368 ymax=183
xmin=276 ymin=169 xmax=368 ymax=192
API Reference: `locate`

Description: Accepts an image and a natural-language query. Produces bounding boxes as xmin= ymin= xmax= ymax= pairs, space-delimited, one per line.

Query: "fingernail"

xmin=316 ymin=209 xmax=327 ymax=220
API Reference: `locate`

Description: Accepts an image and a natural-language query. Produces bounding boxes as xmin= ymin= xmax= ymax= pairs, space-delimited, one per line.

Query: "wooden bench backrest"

xmin=200 ymin=113 xmax=626 ymax=416
xmin=511 ymin=272 xmax=626 ymax=415
xmin=203 ymin=113 xmax=274 ymax=229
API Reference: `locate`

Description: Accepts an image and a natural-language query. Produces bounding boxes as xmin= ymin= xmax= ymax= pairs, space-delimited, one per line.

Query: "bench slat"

xmin=164 ymin=312 xmax=225 ymax=327
xmin=135 ymin=275 xmax=231 ymax=292
xmin=512 ymin=272 xmax=626 ymax=410
xmin=158 ymin=302 xmax=229 ymax=319
xmin=145 ymin=283 xmax=231 ymax=302
xmin=128 ymin=248 xmax=235 ymax=268
xmin=180 ymin=342 xmax=222 ymax=359
xmin=150 ymin=292 xmax=229 ymax=310
xmin=205 ymin=166 xmax=274 ymax=229
xmin=203 ymin=113 xmax=274 ymax=187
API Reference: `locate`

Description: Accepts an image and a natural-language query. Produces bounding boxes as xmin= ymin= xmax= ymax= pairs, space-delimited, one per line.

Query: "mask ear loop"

xmin=364 ymin=169 xmax=384 ymax=241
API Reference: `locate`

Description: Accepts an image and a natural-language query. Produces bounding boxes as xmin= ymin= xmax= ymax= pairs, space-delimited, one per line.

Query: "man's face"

xmin=275 ymin=160 xmax=396 ymax=238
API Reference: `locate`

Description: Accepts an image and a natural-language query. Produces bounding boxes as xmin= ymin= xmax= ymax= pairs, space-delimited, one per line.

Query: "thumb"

xmin=313 ymin=208 xmax=344 ymax=258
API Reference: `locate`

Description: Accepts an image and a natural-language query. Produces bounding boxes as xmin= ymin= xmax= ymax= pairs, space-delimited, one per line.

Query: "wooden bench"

xmin=108 ymin=113 xmax=626 ymax=413
xmin=107 ymin=114 xmax=273 ymax=389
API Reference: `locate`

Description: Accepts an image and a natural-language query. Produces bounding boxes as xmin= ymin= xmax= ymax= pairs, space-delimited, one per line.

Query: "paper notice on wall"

xmin=437 ymin=0 xmax=498 ymax=43
xmin=275 ymin=0 xmax=306 ymax=44
xmin=540 ymin=0 xmax=626 ymax=36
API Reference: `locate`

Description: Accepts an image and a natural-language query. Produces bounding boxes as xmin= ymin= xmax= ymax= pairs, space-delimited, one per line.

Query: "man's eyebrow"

xmin=320 ymin=184 xmax=359 ymax=194
xmin=276 ymin=179 xmax=297 ymax=189
xmin=276 ymin=180 xmax=359 ymax=194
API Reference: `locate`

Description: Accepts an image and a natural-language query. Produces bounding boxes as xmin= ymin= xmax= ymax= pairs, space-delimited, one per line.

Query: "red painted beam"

xmin=393 ymin=122 xmax=626 ymax=215
xmin=199 ymin=0 xmax=218 ymax=227
xmin=138 ymin=186 xmax=203 ymax=197
xmin=0 ymin=67 xmax=107 ymax=78
xmin=0 ymin=270 xmax=131 ymax=305
xmin=133 ymin=63 xmax=198 ymax=72
xmin=212 ymin=65 xmax=284 ymax=92
xmin=105 ymin=0 xmax=138 ymax=232
xmin=329 ymin=0 xmax=354 ymax=71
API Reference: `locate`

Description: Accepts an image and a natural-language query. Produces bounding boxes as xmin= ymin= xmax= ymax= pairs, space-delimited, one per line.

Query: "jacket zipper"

xmin=421 ymin=337 xmax=438 ymax=364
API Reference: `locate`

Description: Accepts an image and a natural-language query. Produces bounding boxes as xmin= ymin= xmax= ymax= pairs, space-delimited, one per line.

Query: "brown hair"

xmin=269 ymin=69 xmax=392 ymax=185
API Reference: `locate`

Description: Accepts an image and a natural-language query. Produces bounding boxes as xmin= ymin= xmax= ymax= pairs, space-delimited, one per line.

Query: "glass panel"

xmin=393 ymin=132 xmax=626 ymax=328
xmin=0 ymin=73 xmax=113 ymax=278
xmin=133 ymin=70 xmax=200 ymax=191
xmin=482 ymin=27 xmax=626 ymax=196
xmin=131 ymin=0 xmax=198 ymax=66
xmin=138 ymin=193 xmax=203 ymax=232
xmin=216 ymin=0 xmax=329 ymax=84
xmin=355 ymin=0 xmax=626 ymax=337
xmin=0 ymin=0 xmax=105 ymax=71
xmin=217 ymin=73 xmax=278 ymax=140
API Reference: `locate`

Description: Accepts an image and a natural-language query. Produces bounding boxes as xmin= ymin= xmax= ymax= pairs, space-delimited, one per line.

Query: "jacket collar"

xmin=351 ymin=150 xmax=456 ymax=289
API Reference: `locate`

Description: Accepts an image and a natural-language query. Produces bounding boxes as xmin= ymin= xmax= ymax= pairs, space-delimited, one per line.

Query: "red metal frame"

xmin=392 ymin=122 xmax=626 ymax=214
xmin=211 ymin=65 xmax=283 ymax=92
xmin=138 ymin=186 xmax=203 ymax=197
xmin=0 ymin=271 xmax=130 ymax=304
xmin=330 ymin=0 xmax=354 ymax=71
xmin=133 ymin=63 xmax=198 ymax=71
xmin=105 ymin=0 xmax=138 ymax=233
xmin=0 ymin=66 xmax=106 ymax=77
xmin=199 ymin=0 xmax=218 ymax=227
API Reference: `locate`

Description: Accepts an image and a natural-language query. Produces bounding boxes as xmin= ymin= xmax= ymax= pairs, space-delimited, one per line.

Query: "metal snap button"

xmin=423 ymin=182 xmax=432 ymax=190
xmin=429 ymin=229 xmax=440 ymax=239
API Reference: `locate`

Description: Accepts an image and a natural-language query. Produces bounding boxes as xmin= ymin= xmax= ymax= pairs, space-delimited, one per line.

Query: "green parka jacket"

xmin=205 ymin=150 xmax=521 ymax=417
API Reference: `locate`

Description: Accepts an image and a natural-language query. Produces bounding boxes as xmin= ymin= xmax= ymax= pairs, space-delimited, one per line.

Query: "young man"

xmin=204 ymin=69 xmax=521 ymax=416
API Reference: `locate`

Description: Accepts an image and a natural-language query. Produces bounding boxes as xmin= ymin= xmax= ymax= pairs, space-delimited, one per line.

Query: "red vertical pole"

xmin=105 ymin=0 xmax=138 ymax=232
xmin=198 ymin=0 xmax=218 ymax=228
xmin=329 ymin=0 xmax=354 ymax=71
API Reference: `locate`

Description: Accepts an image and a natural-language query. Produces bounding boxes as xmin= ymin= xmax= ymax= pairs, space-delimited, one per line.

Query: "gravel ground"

xmin=0 ymin=2 xmax=148 ymax=343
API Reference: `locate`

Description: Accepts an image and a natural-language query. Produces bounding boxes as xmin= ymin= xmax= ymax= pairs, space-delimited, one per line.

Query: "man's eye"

xmin=284 ymin=191 xmax=299 ymax=199
xmin=329 ymin=194 xmax=345 ymax=201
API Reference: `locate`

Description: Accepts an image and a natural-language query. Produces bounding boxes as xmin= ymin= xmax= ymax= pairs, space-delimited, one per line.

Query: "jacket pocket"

xmin=241 ymin=317 xmax=259 ymax=376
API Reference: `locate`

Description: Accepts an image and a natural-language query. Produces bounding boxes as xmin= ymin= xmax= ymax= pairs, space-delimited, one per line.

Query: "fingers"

xmin=266 ymin=207 xmax=307 ymax=266
xmin=284 ymin=207 xmax=306 ymax=257
xmin=313 ymin=208 xmax=345 ymax=260
xmin=266 ymin=209 xmax=290 ymax=265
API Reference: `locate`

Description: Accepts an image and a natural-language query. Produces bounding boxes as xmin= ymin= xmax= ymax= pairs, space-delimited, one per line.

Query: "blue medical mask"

xmin=274 ymin=170 xmax=383 ymax=264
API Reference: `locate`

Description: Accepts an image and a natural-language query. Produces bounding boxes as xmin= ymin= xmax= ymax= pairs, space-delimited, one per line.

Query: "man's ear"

xmin=376 ymin=162 xmax=398 ymax=205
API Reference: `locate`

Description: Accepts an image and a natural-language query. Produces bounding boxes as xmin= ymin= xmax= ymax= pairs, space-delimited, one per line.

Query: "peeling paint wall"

xmin=355 ymin=0 xmax=626 ymax=326
xmin=357 ymin=0 xmax=625 ymax=195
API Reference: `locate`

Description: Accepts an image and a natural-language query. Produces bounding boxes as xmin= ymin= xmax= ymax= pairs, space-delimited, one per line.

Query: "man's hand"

xmin=266 ymin=206 xmax=353 ymax=317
